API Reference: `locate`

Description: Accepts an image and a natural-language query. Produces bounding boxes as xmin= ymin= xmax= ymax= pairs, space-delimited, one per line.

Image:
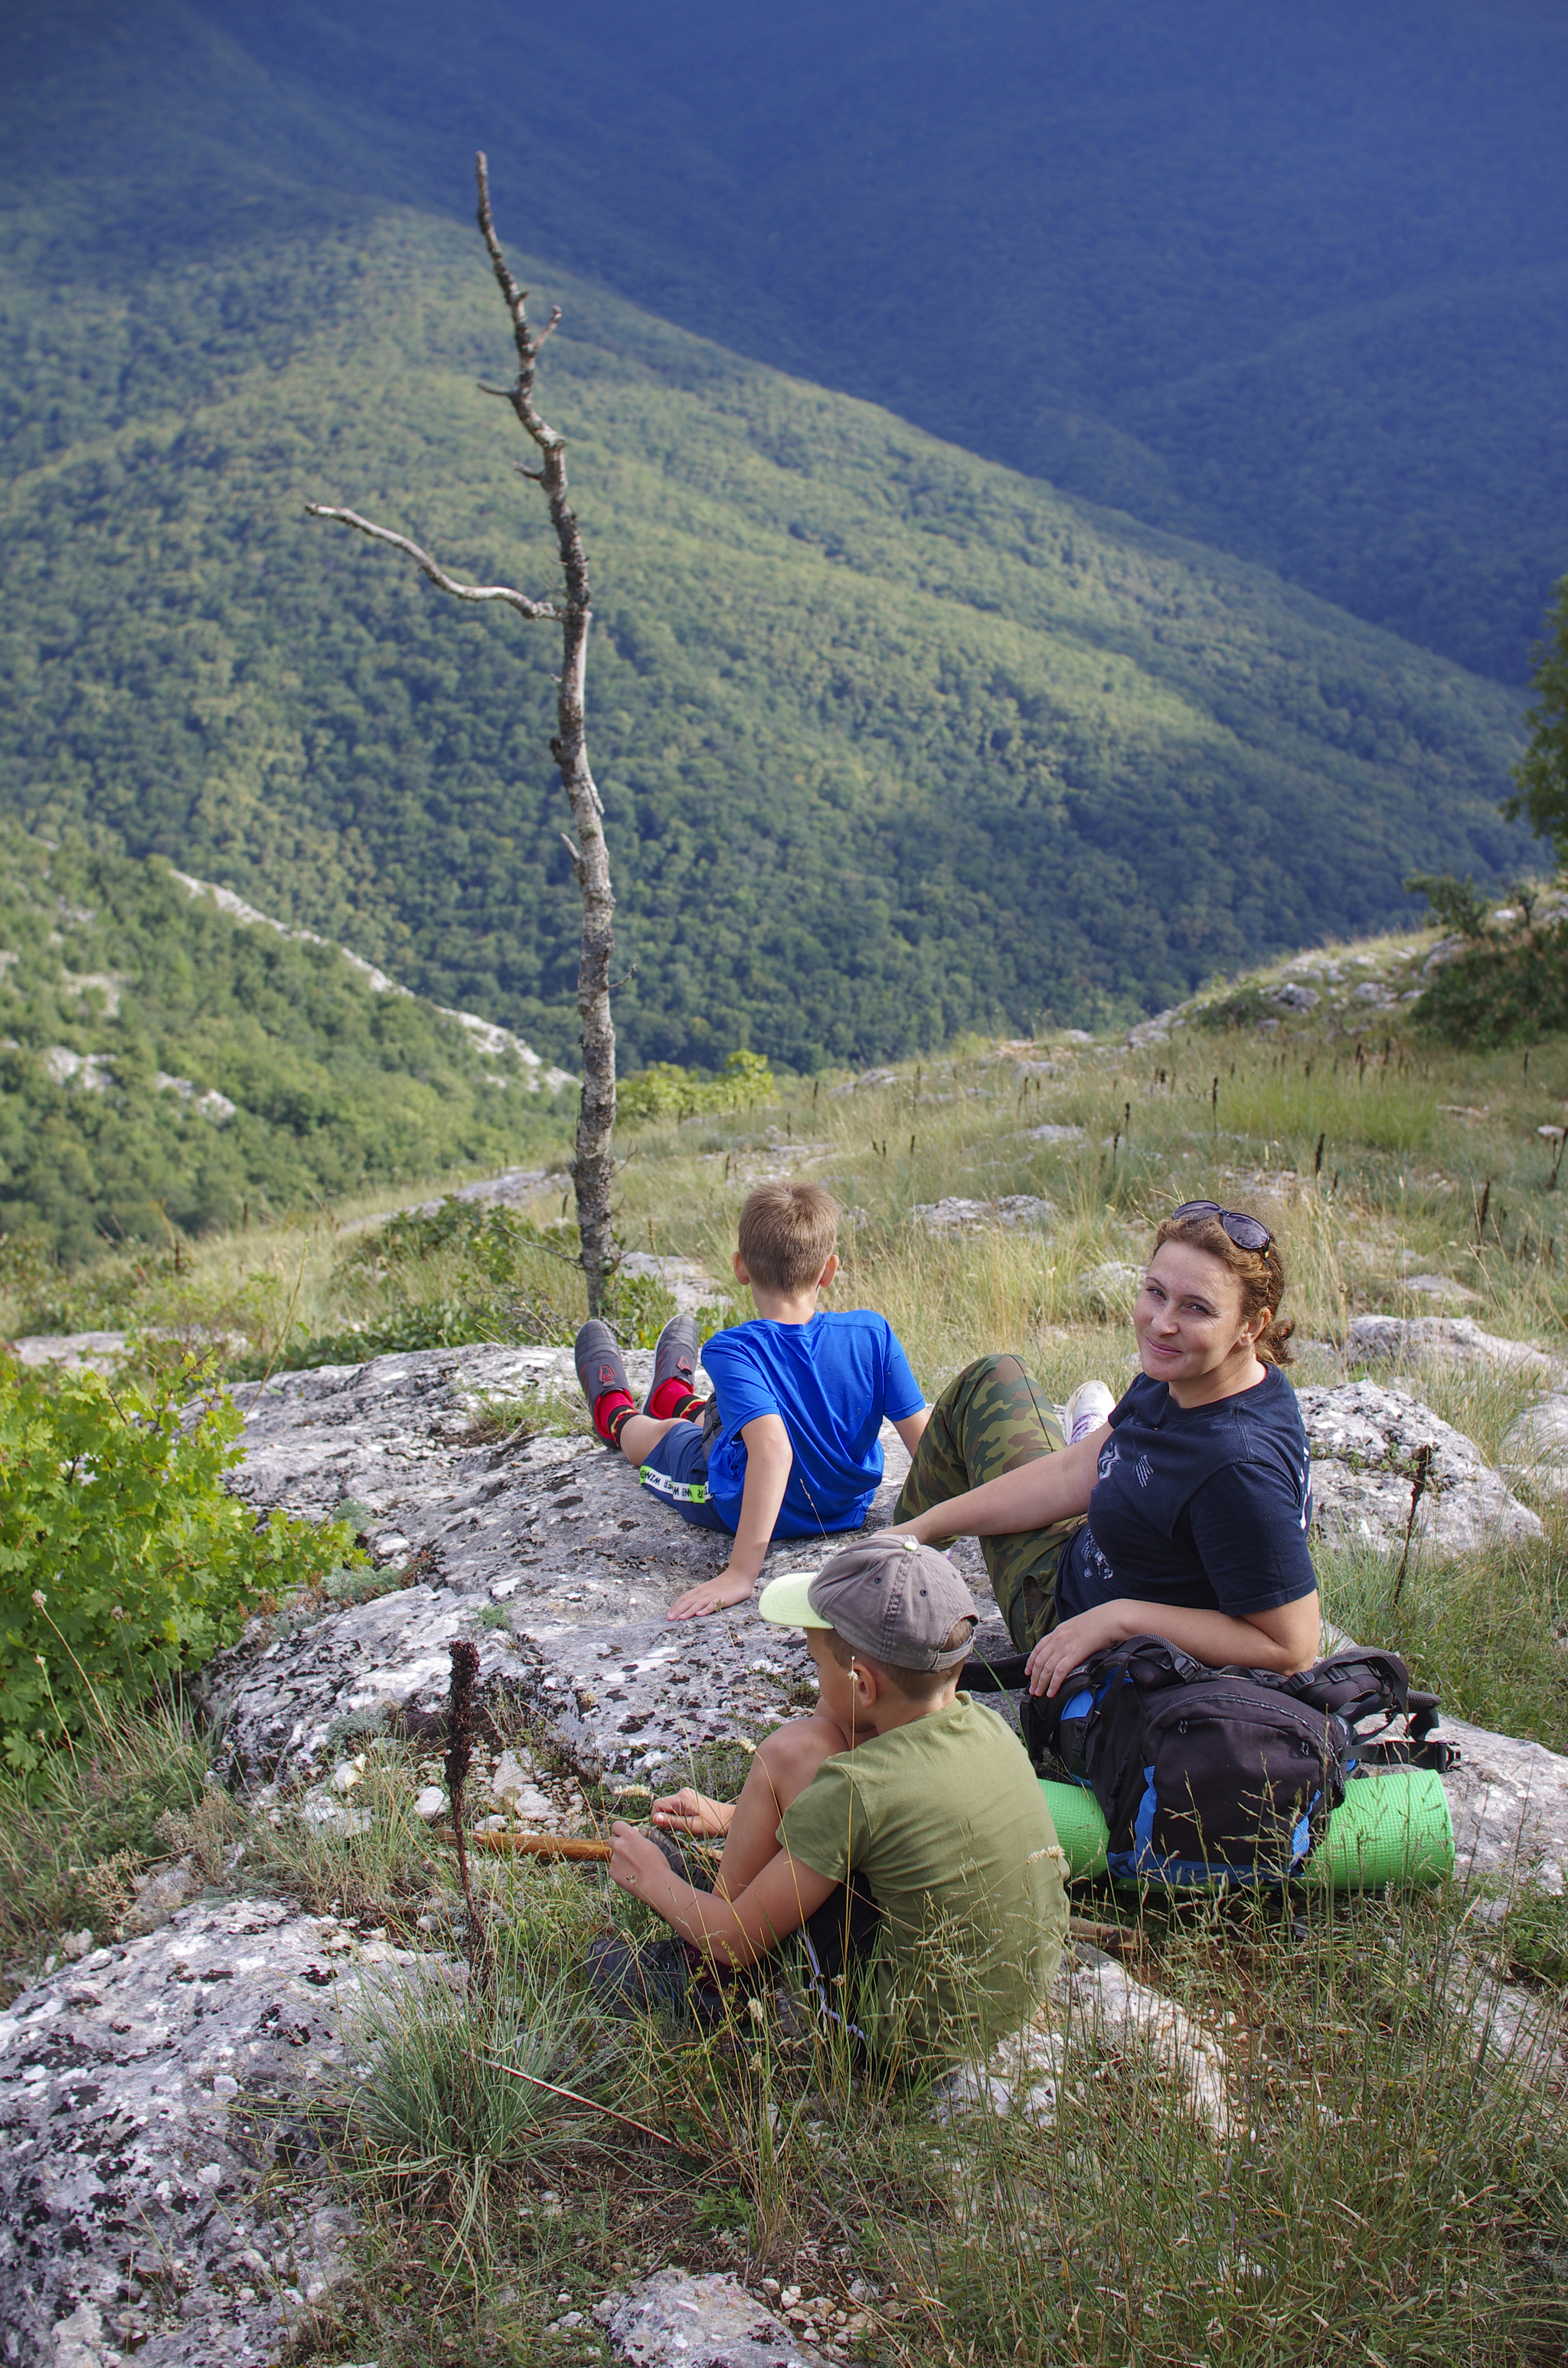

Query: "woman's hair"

xmin=737 ymin=1180 xmax=840 ymax=1294
xmin=1151 ymin=1207 xmax=1295 ymax=1366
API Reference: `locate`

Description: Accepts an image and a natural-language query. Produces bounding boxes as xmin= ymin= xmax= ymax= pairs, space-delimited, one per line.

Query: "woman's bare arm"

xmin=1025 ymin=1590 xmax=1321 ymax=1696
xmin=886 ymin=1426 xmax=1102 ymax=1543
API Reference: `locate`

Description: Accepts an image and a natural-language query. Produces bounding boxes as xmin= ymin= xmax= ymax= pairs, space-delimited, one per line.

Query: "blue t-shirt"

xmin=701 ymin=1310 xmax=924 ymax=1539
xmin=1056 ymin=1366 xmax=1316 ymax=1622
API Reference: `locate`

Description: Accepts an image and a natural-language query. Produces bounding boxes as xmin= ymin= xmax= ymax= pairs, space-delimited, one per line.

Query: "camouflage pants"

xmin=893 ymin=1355 xmax=1083 ymax=1653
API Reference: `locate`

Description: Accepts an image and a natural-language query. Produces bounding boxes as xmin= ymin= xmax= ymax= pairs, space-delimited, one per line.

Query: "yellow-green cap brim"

xmin=756 ymin=1569 xmax=829 ymax=1629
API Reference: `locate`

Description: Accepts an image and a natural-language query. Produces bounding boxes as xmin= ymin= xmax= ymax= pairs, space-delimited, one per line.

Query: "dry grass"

xmin=11 ymin=921 xmax=1568 ymax=2359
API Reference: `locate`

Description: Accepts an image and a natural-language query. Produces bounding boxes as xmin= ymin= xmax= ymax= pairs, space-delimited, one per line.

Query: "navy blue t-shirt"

xmin=701 ymin=1309 xmax=924 ymax=1538
xmin=1056 ymin=1366 xmax=1316 ymax=1621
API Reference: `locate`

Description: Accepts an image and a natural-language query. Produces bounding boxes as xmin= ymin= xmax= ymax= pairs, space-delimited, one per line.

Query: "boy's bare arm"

xmin=667 ymin=1411 xmax=793 ymax=1621
xmin=892 ymin=1407 xmax=929 ymax=1454
xmin=607 ymin=1823 xmax=837 ymax=1967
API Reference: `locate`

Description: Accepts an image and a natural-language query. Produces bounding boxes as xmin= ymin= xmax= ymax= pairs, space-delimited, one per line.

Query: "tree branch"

xmin=304 ymin=504 xmax=560 ymax=619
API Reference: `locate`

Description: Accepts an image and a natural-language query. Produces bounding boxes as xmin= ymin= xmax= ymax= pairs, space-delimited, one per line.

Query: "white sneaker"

xmin=1063 ymin=1380 xmax=1116 ymax=1443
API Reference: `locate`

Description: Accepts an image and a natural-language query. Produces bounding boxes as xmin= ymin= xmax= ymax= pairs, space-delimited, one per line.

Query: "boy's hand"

xmin=667 ymin=1566 xmax=756 ymax=1621
xmin=606 ymin=1820 xmax=666 ymax=1899
xmin=652 ymin=1787 xmax=733 ymax=1837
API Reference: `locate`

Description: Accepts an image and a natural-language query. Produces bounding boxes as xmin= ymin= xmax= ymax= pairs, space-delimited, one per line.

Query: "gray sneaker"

xmin=645 ymin=1313 xmax=701 ymax=1414
xmin=574 ymin=1320 xmax=631 ymax=1418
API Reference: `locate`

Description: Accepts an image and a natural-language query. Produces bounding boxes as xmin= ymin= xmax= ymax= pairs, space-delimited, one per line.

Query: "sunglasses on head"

xmin=1171 ymin=1200 xmax=1272 ymax=1253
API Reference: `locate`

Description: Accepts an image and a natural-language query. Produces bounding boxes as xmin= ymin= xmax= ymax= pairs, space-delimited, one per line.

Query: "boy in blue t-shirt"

xmin=573 ymin=1182 xmax=928 ymax=1621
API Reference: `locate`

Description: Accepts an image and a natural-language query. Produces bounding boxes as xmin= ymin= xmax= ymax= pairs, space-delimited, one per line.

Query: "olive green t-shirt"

xmin=777 ymin=1696 xmax=1069 ymax=2064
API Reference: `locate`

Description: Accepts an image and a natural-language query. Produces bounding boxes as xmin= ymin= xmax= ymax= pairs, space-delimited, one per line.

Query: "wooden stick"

xmin=450 ymin=1828 xmax=725 ymax=1865
xmin=445 ymin=1830 xmax=612 ymax=1860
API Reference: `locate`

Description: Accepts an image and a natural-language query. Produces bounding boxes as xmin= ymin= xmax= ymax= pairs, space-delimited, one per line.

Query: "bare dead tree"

xmin=306 ymin=152 xmax=617 ymax=1311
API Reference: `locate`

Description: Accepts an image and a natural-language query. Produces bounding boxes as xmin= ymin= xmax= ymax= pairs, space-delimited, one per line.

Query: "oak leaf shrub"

xmin=0 ymin=1361 xmax=354 ymax=1770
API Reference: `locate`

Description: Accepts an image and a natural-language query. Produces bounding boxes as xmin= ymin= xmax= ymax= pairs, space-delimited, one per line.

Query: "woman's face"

xmin=1133 ymin=1239 xmax=1266 ymax=1400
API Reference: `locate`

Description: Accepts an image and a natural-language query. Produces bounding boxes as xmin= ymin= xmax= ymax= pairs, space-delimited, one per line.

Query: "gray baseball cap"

xmin=758 ymin=1536 xmax=978 ymax=1671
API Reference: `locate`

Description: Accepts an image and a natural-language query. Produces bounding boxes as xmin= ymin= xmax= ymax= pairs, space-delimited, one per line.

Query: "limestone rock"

xmin=1073 ymin=1261 xmax=1143 ymax=1316
xmin=1025 ymin=1122 xmax=1086 ymax=1143
xmin=0 ymin=1895 xmax=426 ymax=2368
xmin=1442 ymin=1715 xmax=1568 ymax=1894
xmin=615 ymin=1251 xmax=726 ymax=1316
xmin=5 ymin=1333 xmax=126 ymax=1375
xmin=1500 ymin=1393 xmax=1568 ymax=1499
xmin=122 ymin=1856 xmax=199 ymax=1938
xmin=593 ymin=2269 xmax=822 ymax=2367
xmin=940 ymin=1951 xmax=1234 ymax=2141
xmin=1345 ymin=1314 xmax=1565 ymax=1383
xmin=909 ymin=1194 xmax=1054 ymax=1235
xmin=1297 ymin=1380 xmax=1544 ymax=1559
xmin=1269 ymin=982 xmax=1320 ymax=1010
xmin=205 ymin=1346 xmax=911 ymax=1789
xmin=1400 ymin=1275 xmax=1482 ymax=1306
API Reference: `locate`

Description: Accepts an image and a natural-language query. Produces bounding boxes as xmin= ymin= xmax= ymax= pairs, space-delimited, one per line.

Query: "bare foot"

xmin=667 ymin=1570 xmax=755 ymax=1621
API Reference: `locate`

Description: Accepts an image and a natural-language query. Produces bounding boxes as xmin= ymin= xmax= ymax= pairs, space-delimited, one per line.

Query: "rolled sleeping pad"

xmin=1039 ymin=1768 xmax=1453 ymax=1889
xmin=1303 ymin=1767 xmax=1454 ymax=1890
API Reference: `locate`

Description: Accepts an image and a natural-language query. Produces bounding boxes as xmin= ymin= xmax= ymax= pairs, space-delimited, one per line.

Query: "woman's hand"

xmin=651 ymin=1787 xmax=733 ymax=1838
xmin=1024 ymin=1603 xmax=1130 ymax=1697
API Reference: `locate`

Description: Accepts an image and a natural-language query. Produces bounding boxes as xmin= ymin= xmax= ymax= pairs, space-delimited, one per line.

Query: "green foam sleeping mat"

xmin=1040 ymin=1769 xmax=1454 ymax=1890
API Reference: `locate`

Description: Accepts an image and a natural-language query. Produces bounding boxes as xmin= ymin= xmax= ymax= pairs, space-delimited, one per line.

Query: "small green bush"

xmin=618 ymin=1048 xmax=775 ymax=1125
xmin=1403 ymin=870 xmax=1494 ymax=940
xmin=1416 ymin=920 xmax=1568 ymax=1047
xmin=0 ymin=1361 xmax=354 ymax=1769
xmin=1195 ymin=985 xmax=1273 ymax=1031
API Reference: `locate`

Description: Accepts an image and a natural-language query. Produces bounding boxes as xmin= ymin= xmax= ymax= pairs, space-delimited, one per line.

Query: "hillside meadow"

xmin=4 ymin=916 xmax=1568 ymax=2363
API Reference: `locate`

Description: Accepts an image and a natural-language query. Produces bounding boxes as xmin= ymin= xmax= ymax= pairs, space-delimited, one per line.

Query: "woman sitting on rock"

xmin=886 ymin=1202 xmax=1320 ymax=1696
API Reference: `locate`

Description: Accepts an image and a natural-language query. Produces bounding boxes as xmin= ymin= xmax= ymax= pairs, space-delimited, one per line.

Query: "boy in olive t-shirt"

xmin=597 ymin=1536 xmax=1069 ymax=2065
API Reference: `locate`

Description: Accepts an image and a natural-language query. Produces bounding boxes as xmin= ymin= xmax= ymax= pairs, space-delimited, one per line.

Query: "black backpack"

xmin=962 ymin=1637 xmax=1452 ymax=1887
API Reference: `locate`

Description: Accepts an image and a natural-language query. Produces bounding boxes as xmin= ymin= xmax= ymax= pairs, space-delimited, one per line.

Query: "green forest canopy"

xmin=6 ymin=0 xmax=1566 ymax=683
xmin=0 ymin=193 xmax=1533 ymax=1078
xmin=0 ymin=829 xmax=571 ymax=1261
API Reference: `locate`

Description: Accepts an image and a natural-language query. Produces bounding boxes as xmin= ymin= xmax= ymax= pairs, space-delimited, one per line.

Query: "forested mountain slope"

xmin=5 ymin=0 xmax=1564 ymax=682
xmin=0 ymin=831 xmax=570 ymax=1261
xmin=0 ymin=188 xmax=1531 ymax=1073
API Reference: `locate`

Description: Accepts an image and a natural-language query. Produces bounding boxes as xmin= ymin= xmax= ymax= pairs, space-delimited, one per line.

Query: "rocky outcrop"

xmin=1345 ymin=1314 xmax=1565 ymax=1383
xmin=908 ymin=1194 xmax=1054 ymax=1234
xmin=1442 ymin=1714 xmax=1568 ymax=1895
xmin=205 ymin=1345 xmax=928 ymax=1794
xmin=0 ymin=1896 xmax=429 ymax=2367
xmin=1501 ymin=1392 xmax=1568 ymax=1500
xmin=1298 ymin=1379 xmax=1544 ymax=1559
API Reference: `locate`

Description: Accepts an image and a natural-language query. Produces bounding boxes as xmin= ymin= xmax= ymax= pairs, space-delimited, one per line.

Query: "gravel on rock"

xmin=593 ymin=2268 xmax=825 ymax=2366
xmin=0 ymin=1896 xmax=431 ymax=2368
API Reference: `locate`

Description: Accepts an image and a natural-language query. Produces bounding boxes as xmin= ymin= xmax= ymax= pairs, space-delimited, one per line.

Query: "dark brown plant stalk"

xmin=1391 ymin=1444 xmax=1434 ymax=1611
xmin=443 ymin=1640 xmax=490 ymax=1984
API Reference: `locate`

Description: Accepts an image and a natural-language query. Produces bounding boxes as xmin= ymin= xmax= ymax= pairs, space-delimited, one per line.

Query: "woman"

xmin=886 ymin=1201 xmax=1320 ymax=1696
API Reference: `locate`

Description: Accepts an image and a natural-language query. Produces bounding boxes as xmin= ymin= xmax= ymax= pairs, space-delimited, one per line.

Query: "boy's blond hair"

xmin=737 ymin=1181 xmax=839 ymax=1295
